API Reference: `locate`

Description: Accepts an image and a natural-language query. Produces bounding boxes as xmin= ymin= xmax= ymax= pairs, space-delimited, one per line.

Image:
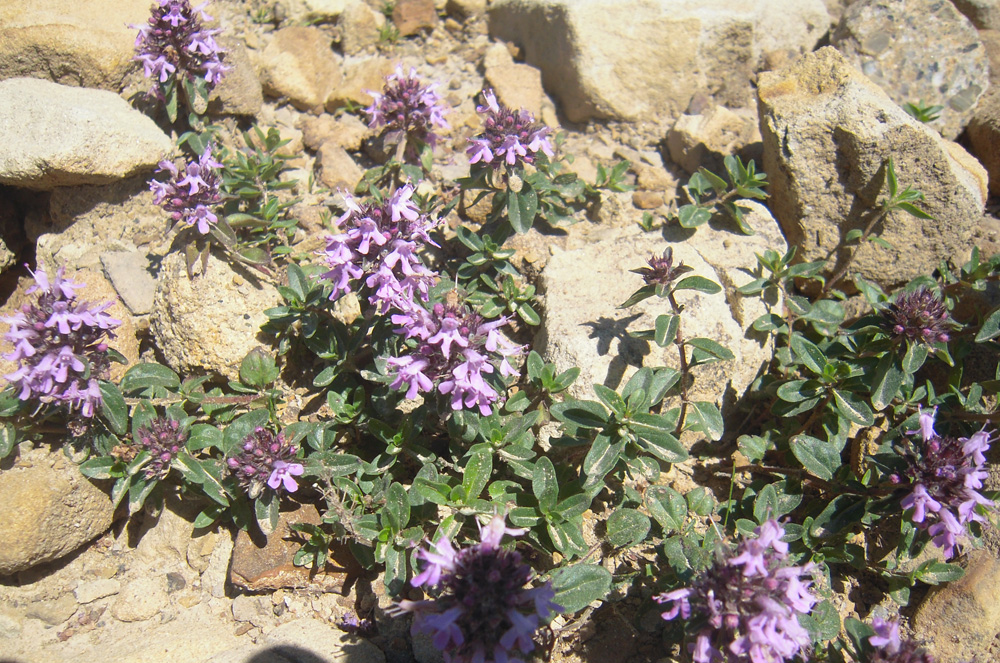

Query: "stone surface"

xmin=952 ymin=0 xmax=1000 ymax=29
xmin=0 ymin=78 xmax=172 ymax=190
xmin=326 ymin=57 xmax=393 ymax=112
xmin=74 ymin=579 xmax=121 ymax=604
xmin=258 ymin=27 xmax=343 ymax=112
xmin=275 ymin=0 xmax=349 ymax=24
xmin=206 ymin=618 xmax=386 ymax=663
xmin=112 ymin=576 xmax=169 ymax=622
xmin=487 ymin=0 xmax=830 ymax=123
xmin=394 ymin=0 xmax=439 ymax=36
xmin=100 ymin=251 xmax=157 ymax=315
xmin=832 ymin=0 xmax=989 ymax=139
xmin=0 ymin=0 xmax=149 ymax=90
xmin=300 ymin=113 xmax=369 ymax=151
xmin=968 ymin=88 xmax=1000 ymax=194
xmin=208 ymin=40 xmax=264 ymax=117
xmin=318 ymin=143 xmax=365 ymax=190
xmin=757 ymin=47 xmax=986 ymax=290
xmin=485 ymin=62 xmax=545 ymax=118
xmin=339 ymin=0 xmax=385 ymax=55
xmin=536 ymin=201 xmax=785 ymax=422
xmin=447 ymin=0 xmax=488 ymax=18
xmin=0 ymin=447 xmax=114 ymax=575
xmin=150 ymin=251 xmax=282 ymax=382
xmin=666 ymin=105 xmax=762 ymax=175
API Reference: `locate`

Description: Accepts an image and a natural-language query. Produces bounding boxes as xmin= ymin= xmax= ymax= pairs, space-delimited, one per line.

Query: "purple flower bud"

xmin=467 ymin=89 xmax=553 ymax=173
xmin=134 ymin=416 xmax=189 ymax=479
xmin=227 ymin=427 xmax=300 ymax=496
xmin=149 ymin=145 xmax=223 ymax=235
xmin=365 ymin=65 xmax=450 ymax=164
xmin=881 ymin=287 xmax=956 ymax=346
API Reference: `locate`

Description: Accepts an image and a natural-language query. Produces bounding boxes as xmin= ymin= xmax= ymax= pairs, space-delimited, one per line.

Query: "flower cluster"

xmin=655 ymin=520 xmax=818 ymax=663
xmin=391 ymin=514 xmax=561 ymax=663
xmin=467 ymin=89 xmax=554 ymax=173
xmin=633 ymin=247 xmax=692 ymax=288
xmin=387 ymin=298 xmax=523 ymax=415
xmin=134 ymin=417 xmax=187 ymax=479
xmin=150 ymin=145 xmax=224 ymax=235
xmin=131 ymin=0 xmax=228 ymax=95
xmin=365 ymin=65 xmax=450 ymax=162
xmin=866 ymin=617 xmax=936 ymax=663
xmin=880 ymin=287 xmax=955 ymax=345
xmin=226 ymin=426 xmax=304 ymax=497
xmin=892 ymin=407 xmax=994 ymax=558
xmin=320 ymin=184 xmax=438 ymax=313
xmin=2 ymin=267 xmax=120 ymax=418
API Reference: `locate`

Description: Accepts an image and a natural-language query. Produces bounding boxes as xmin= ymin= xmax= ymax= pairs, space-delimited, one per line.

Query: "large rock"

xmin=487 ymin=0 xmax=830 ymax=123
xmin=0 ymin=0 xmax=149 ymax=90
xmin=257 ymin=26 xmax=343 ymax=113
xmin=968 ymin=89 xmax=1000 ymax=194
xmin=666 ymin=105 xmax=762 ymax=175
xmin=832 ymin=0 xmax=989 ymax=139
xmin=536 ymin=201 xmax=785 ymax=424
xmin=150 ymin=251 xmax=282 ymax=382
xmin=0 ymin=78 xmax=172 ymax=190
xmin=0 ymin=447 xmax=114 ymax=575
xmin=757 ymin=47 xmax=987 ymax=290
xmin=952 ymin=0 xmax=1000 ymax=29
xmin=207 ymin=40 xmax=264 ymax=118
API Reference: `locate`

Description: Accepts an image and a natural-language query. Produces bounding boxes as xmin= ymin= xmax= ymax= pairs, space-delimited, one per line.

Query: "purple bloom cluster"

xmin=135 ymin=417 xmax=187 ymax=479
xmin=150 ymin=145 xmax=224 ymax=234
xmin=865 ymin=617 xmax=935 ymax=663
xmin=880 ymin=287 xmax=955 ymax=345
xmin=365 ymin=65 xmax=450 ymax=162
xmin=633 ymin=247 xmax=692 ymax=288
xmin=131 ymin=0 xmax=228 ymax=94
xmin=467 ymin=89 xmax=554 ymax=173
xmin=2 ymin=267 xmax=121 ymax=418
xmin=387 ymin=298 xmax=523 ymax=415
xmin=226 ymin=426 xmax=304 ymax=498
xmin=655 ymin=520 xmax=818 ymax=663
xmin=391 ymin=514 xmax=561 ymax=663
xmin=320 ymin=184 xmax=438 ymax=313
xmin=893 ymin=407 xmax=994 ymax=558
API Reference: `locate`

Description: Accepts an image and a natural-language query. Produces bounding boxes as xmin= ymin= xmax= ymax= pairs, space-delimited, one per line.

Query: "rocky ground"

xmin=4 ymin=0 xmax=1000 ymax=662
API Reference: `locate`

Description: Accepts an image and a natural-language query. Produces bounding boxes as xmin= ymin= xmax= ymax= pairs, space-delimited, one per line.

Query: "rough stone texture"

xmin=229 ymin=503 xmax=358 ymax=592
xmin=74 ymin=579 xmax=121 ymax=604
xmin=913 ymin=551 xmax=1000 ymax=663
xmin=300 ymin=113 xmax=369 ymax=151
xmin=318 ymin=143 xmax=365 ymax=190
xmin=757 ymin=47 xmax=987 ymax=290
xmin=326 ymin=57 xmax=393 ymax=112
xmin=447 ymin=0 xmax=488 ymax=18
xmin=0 ymin=0 xmax=149 ymax=90
xmin=485 ymin=62 xmax=545 ymax=118
xmin=111 ymin=576 xmax=169 ymax=622
xmin=832 ymin=0 xmax=989 ymax=139
xmin=206 ymin=618 xmax=386 ymax=663
xmin=968 ymin=88 xmax=1000 ymax=194
xmin=257 ymin=27 xmax=343 ymax=112
xmin=393 ymin=0 xmax=439 ymax=36
xmin=666 ymin=105 xmax=762 ymax=175
xmin=339 ymin=1 xmax=385 ymax=55
xmin=952 ymin=0 xmax=1000 ymax=29
xmin=208 ymin=40 xmax=264 ymax=118
xmin=487 ymin=0 xmax=830 ymax=123
xmin=0 ymin=78 xmax=172 ymax=190
xmin=536 ymin=201 xmax=785 ymax=422
xmin=150 ymin=251 xmax=282 ymax=381
xmin=100 ymin=251 xmax=157 ymax=315
xmin=274 ymin=0 xmax=349 ymax=24
xmin=0 ymin=448 xmax=114 ymax=575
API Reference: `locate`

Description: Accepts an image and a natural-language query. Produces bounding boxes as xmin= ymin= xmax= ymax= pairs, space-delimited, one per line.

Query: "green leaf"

xmin=677 ymin=204 xmax=711 ymax=228
xmin=79 ymin=456 xmax=117 ymax=480
xmin=552 ymin=493 xmax=591 ymax=520
xmin=915 ymin=561 xmax=964 ymax=585
xmin=193 ymin=504 xmax=226 ymax=529
xmin=517 ymin=303 xmax=541 ymax=326
xmin=255 ymin=492 xmax=280 ymax=535
xmin=975 ymin=307 xmax=1000 ymax=342
xmin=0 ymin=423 xmax=17 ymax=459
xmin=384 ymin=482 xmax=410 ymax=534
xmin=98 ymin=381 xmax=128 ymax=435
xmin=120 ymin=363 xmax=181 ymax=394
xmin=606 ymin=509 xmax=650 ymax=548
xmin=902 ymin=342 xmax=928 ymax=375
xmin=687 ymin=401 xmax=724 ymax=441
xmin=461 ymin=447 xmax=493 ymax=503
xmin=532 ymin=456 xmax=559 ymax=515
xmin=833 ymin=389 xmax=875 ymax=426
xmin=593 ymin=384 xmax=625 ymax=418
xmin=799 ymin=600 xmax=842 ymax=641
xmin=870 ymin=353 xmax=905 ymax=411
xmin=630 ymin=414 xmax=687 ymax=463
xmin=790 ymin=335 xmax=827 ymax=375
xmin=550 ymin=399 xmax=609 ymax=429
xmin=221 ymin=409 xmax=271 ymax=456
xmin=654 ymin=314 xmax=680 ymax=348
xmin=885 ymin=156 xmax=898 ymax=198
xmin=551 ymin=565 xmax=612 ymax=613
xmin=686 ymin=337 xmax=735 ymax=364
xmin=790 ymin=435 xmax=841 ymax=481
xmin=508 ymin=184 xmax=539 ymax=234
xmin=844 ymin=228 xmax=863 ymax=243
xmin=619 ymin=284 xmax=657 ymax=309
xmin=582 ymin=434 xmax=624 ymax=486
xmin=685 ymin=487 xmax=715 ymax=516
xmin=673 ymin=276 xmax=721 ymax=294
xmin=896 ymin=201 xmax=934 ymax=220
xmin=187 ymin=424 xmax=223 ymax=452
xmin=547 ymin=519 xmax=588 ymax=558
xmin=239 ymin=348 xmax=279 ymax=388
xmin=644 ymin=485 xmax=686 ymax=532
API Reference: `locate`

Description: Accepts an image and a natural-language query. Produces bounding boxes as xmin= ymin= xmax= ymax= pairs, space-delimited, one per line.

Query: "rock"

xmin=318 ymin=143 xmax=365 ymax=190
xmin=150 ymin=251 xmax=282 ymax=382
xmin=274 ymin=0 xmax=349 ymax=24
xmin=666 ymin=105 xmax=762 ymax=175
xmin=0 ymin=78 xmax=171 ymax=190
xmin=100 ymin=251 xmax=157 ymax=315
xmin=0 ymin=447 xmax=114 ymax=575
xmin=631 ymin=190 xmax=664 ymax=209
xmin=201 ymin=527 xmax=235 ymax=599
xmin=968 ymin=89 xmax=1000 ymax=194
xmin=300 ymin=113 xmax=370 ymax=151
xmin=25 ymin=594 xmax=77 ymax=626
xmin=487 ymin=0 xmax=830 ymax=123
xmin=326 ymin=57 xmax=393 ymax=112
xmin=263 ymin=618 xmax=386 ymax=663
xmin=112 ymin=575 xmax=169 ymax=622
xmin=913 ymin=551 xmax=1000 ymax=663
xmin=258 ymin=27 xmax=343 ymax=112
xmin=393 ymin=0 xmax=439 ymax=36
xmin=757 ymin=47 xmax=986 ymax=290
xmin=74 ymin=579 xmax=121 ymax=604
xmin=832 ymin=0 xmax=989 ymax=139
xmin=134 ymin=495 xmax=202 ymax=573
xmin=979 ymin=28 xmax=1000 ymax=84
xmin=447 ymin=0 xmax=488 ymax=19
xmin=952 ymin=0 xmax=1000 ymax=29
xmin=208 ymin=40 xmax=264 ymax=118
xmin=339 ymin=1 xmax=386 ymax=55
xmin=484 ymin=63 xmax=545 ymax=118
xmin=229 ymin=503 xmax=358 ymax=592
xmin=536 ymin=201 xmax=785 ymax=423
xmin=0 ymin=0 xmax=149 ymax=90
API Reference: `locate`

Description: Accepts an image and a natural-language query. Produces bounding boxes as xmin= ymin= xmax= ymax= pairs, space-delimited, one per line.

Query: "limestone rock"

xmin=208 ymin=40 xmax=264 ymax=118
xmin=757 ymin=47 xmax=986 ymax=290
xmin=100 ymin=251 xmax=157 ymax=316
xmin=206 ymin=618 xmax=386 ymax=663
xmin=326 ymin=57 xmax=393 ymax=112
xmin=112 ymin=576 xmax=169 ymax=622
xmin=0 ymin=78 xmax=171 ymax=190
xmin=300 ymin=113 xmax=370 ymax=151
xmin=968 ymin=89 xmax=1000 ymax=194
xmin=393 ymin=0 xmax=439 ymax=36
xmin=318 ymin=143 xmax=364 ymax=190
xmin=487 ymin=0 xmax=830 ymax=123
xmin=258 ymin=27 xmax=343 ymax=112
xmin=150 ymin=251 xmax=281 ymax=381
xmin=74 ymin=579 xmax=121 ymax=604
xmin=0 ymin=0 xmax=149 ymax=90
xmin=832 ymin=0 xmax=989 ymax=139
xmin=485 ymin=62 xmax=545 ymax=118
xmin=536 ymin=201 xmax=785 ymax=423
xmin=339 ymin=1 xmax=385 ymax=55
xmin=952 ymin=0 xmax=1000 ymax=29
xmin=447 ymin=0 xmax=488 ymax=19
xmin=666 ymin=105 xmax=762 ymax=175
xmin=274 ymin=0 xmax=349 ymax=24
xmin=0 ymin=447 xmax=114 ymax=575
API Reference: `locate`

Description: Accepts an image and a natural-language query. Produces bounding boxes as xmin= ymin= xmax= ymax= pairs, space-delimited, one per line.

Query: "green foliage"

xmin=903 ymin=100 xmax=944 ymax=124
xmin=672 ymin=155 xmax=767 ymax=235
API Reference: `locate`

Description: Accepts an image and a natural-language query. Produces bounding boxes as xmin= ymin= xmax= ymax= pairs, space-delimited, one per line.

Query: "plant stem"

xmin=820 ymin=207 xmax=890 ymax=298
xmin=667 ymin=291 xmax=689 ymax=436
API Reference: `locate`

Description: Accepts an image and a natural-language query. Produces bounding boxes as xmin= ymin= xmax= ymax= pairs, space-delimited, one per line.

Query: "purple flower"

xmin=387 ymin=298 xmax=524 ymax=415
xmin=390 ymin=514 xmax=561 ymax=663
xmin=134 ymin=417 xmax=187 ymax=479
xmin=150 ymin=145 xmax=224 ymax=234
xmin=365 ymin=65 xmax=450 ymax=163
xmin=880 ymin=286 xmax=956 ymax=346
xmin=2 ymin=266 xmax=121 ymax=418
xmin=226 ymin=426 xmax=301 ymax=498
xmin=631 ymin=247 xmax=693 ymax=288
xmin=655 ymin=519 xmax=818 ymax=663
xmin=467 ymin=89 xmax=553 ymax=174
xmin=866 ymin=617 xmax=937 ymax=663
xmin=320 ymin=185 xmax=439 ymax=313
xmin=131 ymin=0 xmax=229 ymax=99
xmin=892 ymin=407 xmax=994 ymax=558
